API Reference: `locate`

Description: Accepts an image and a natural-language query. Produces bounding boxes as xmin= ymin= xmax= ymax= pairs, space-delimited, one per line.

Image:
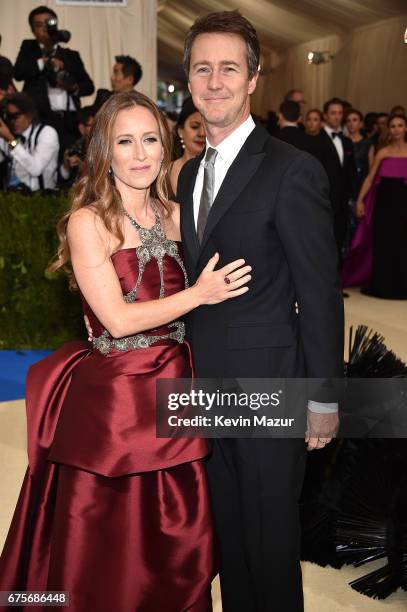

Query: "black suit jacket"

xmin=308 ymin=129 xmax=357 ymax=214
xmin=13 ymin=40 xmax=94 ymax=117
xmin=275 ymin=125 xmax=314 ymax=153
xmin=93 ymin=88 xmax=113 ymax=112
xmin=177 ymin=124 xmax=344 ymax=384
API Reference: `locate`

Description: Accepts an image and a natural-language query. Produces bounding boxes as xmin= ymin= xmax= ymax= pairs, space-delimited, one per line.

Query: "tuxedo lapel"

xmin=199 ymin=125 xmax=267 ymax=254
xmin=180 ymin=151 xmax=204 ymax=266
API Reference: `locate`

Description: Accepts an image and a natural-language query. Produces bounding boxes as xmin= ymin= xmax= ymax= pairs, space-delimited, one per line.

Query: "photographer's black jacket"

xmin=14 ymin=40 xmax=94 ymax=116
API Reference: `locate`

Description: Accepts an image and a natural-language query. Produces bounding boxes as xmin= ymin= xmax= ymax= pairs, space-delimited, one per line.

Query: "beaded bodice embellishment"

xmin=92 ymin=203 xmax=187 ymax=356
xmin=122 ymin=205 xmax=188 ymax=302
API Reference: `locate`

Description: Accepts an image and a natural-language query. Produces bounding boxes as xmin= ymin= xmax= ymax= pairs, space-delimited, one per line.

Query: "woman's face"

xmin=346 ymin=113 xmax=362 ymax=135
xmin=178 ymin=111 xmax=206 ymax=156
xmin=388 ymin=117 xmax=407 ymax=142
xmin=305 ymin=111 xmax=321 ymax=135
xmin=111 ymin=105 xmax=163 ymax=191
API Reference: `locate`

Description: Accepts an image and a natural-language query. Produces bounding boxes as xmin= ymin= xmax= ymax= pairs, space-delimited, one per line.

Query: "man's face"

xmin=31 ymin=12 xmax=53 ymax=46
xmin=324 ymin=104 xmax=343 ymax=130
xmin=188 ymin=33 xmax=258 ymax=130
xmin=6 ymin=104 xmax=32 ymax=135
xmin=111 ymin=63 xmax=134 ymax=93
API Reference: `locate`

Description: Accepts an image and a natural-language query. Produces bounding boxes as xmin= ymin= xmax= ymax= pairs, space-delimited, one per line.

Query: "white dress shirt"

xmin=324 ymin=125 xmax=344 ymax=165
xmin=193 ymin=115 xmax=256 ymax=226
xmin=191 ymin=114 xmax=338 ymax=416
xmin=0 ymin=122 xmax=59 ymax=191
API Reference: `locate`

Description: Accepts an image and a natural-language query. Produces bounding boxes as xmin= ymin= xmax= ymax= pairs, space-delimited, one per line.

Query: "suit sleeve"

xmin=275 ymin=151 xmax=344 ymax=381
xmin=62 ymin=50 xmax=94 ymax=97
xmin=14 ymin=41 xmax=42 ymax=81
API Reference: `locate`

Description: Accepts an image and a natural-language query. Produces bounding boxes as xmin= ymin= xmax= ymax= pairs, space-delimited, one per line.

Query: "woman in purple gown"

xmin=0 ymin=91 xmax=252 ymax=611
xmin=342 ymin=114 xmax=407 ymax=299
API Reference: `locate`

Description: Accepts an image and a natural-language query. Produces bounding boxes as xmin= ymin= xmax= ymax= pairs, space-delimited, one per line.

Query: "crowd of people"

xmin=0 ymin=4 xmax=406 ymax=299
xmin=0 ymin=5 xmax=142 ymax=193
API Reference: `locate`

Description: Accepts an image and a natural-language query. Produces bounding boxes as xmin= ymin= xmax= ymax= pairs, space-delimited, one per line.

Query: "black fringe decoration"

xmin=300 ymin=325 xmax=407 ymax=599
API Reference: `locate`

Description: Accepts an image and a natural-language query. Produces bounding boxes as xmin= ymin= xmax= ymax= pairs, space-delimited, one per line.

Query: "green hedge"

xmin=0 ymin=192 xmax=84 ymax=349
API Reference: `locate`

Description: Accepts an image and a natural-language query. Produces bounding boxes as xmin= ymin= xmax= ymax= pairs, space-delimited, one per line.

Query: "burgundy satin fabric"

xmin=0 ymin=248 xmax=215 ymax=611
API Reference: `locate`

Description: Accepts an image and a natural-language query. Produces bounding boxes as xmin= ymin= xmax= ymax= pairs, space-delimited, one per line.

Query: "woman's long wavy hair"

xmin=48 ymin=91 xmax=173 ymax=287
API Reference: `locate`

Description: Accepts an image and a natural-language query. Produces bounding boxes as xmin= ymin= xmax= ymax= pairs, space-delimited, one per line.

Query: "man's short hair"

xmin=284 ymin=89 xmax=303 ymax=101
xmin=77 ymin=105 xmax=95 ymax=125
xmin=29 ymin=5 xmax=57 ymax=29
xmin=183 ymin=10 xmax=260 ymax=79
xmin=5 ymin=92 xmax=37 ymax=120
xmin=115 ymin=55 xmax=143 ymax=86
xmin=323 ymin=97 xmax=344 ymax=114
xmin=279 ymin=100 xmax=300 ymax=123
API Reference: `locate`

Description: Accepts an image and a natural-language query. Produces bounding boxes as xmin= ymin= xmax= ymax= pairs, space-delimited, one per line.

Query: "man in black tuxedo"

xmin=308 ymin=98 xmax=357 ymax=261
xmin=177 ymin=11 xmax=344 ymax=612
xmin=13 ymin=5 xmax=94 ymax=150
xmin=93 ymin=55 xmax=143 ymax=112
xmin=276 ymin=100 xmax=314 ymax=152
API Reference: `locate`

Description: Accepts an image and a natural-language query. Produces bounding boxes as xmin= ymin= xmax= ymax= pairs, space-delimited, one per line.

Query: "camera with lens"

xmin=43 ymin=17 xmax=77 ymax=92
xmin=46 ymin=16 xmax=71 ymax=45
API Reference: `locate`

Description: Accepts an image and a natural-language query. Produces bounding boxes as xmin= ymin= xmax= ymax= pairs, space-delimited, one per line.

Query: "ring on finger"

xmin=224 ymin=276 xmax=231 ymax=285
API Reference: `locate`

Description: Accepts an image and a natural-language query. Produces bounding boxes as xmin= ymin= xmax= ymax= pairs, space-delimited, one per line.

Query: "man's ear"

xmin=248 ymin=70 xmax=259 ymax=96
xmin=78 ymin=123 xmax=85 ymax=136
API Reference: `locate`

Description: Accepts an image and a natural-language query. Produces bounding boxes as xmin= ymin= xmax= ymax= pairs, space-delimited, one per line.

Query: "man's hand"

xmin=63 ymin=150 xmax=81 ymax=171
xmin=51 ymin=57 xmax=65 ymax=71
xmin=305 ymin=409 xmax=339 ymax=451
xmin=84 ymin=315 xmax=93 ymax=342
xmin=0 ymin=117 xmax=14 ymax=143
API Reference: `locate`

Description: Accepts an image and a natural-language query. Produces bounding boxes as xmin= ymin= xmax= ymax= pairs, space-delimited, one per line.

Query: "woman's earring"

xmin=180 ymin=137 xmax=185 ymax=150
xmin=108 ymin=167 xmax=113 ymax=176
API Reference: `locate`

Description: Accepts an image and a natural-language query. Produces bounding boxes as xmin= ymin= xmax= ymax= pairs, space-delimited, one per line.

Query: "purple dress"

xmin=342 ymin=157 xmax=407 ymax=297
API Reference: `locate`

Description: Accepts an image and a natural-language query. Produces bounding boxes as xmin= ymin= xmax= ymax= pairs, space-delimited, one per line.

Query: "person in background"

xmin=309 ymin=97 xmax=357 ymax=267
xmin=364 ymin=112 xmax=378 ymax=140
xmin=93 ymin=55 xmax=143 ymax=112
xmin=59 ymin=105 xmax=95 ymax=188
xmin=368 ymin=112 xmax=389 ymax=166
xmin=0 ymin=73 xmax=16 ymax=102
xmin=0 ymin=92 xmax=59 ymax=192
xmin=169 ymin=96 xmax=205 ymax=195
xmin=163 ymin=110 xmax=178 ymax=133
xmin=276 ymin=100 xmax=313 ymax=151
xmin=0 ymin=34 xmax=13 ymax=79
xmin=345 ymin=109 xmax=370 ymax=194
xmin=343 ymin=114 xmax=407 ymax=299
xmin=390 ymin=105 xmax=406 ymax=116
xmin=13 ymin=5 xmax=94 ymax=151
xmin=284 ymin=88 xmax=306 ymax=125
xmin=305 ymin=108 xmax=323 ymax=136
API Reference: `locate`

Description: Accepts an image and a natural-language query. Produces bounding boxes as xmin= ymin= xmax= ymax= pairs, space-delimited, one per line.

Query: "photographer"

xmin=13 ymin=5 xmax=94 ymax=150
xmin=0 ymin=92 xmax=59 ymax=192
xmin=93 ymin=55 xmax=142 ymax=112
xmin=59 ymin=105 xmax=95 ymax=188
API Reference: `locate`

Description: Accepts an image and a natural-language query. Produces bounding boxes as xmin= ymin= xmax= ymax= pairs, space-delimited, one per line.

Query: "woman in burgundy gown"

xmin=342 ymin=114 xmax=407 ymax=298
xmin=0 ymin=91 xmax=251 ymax=611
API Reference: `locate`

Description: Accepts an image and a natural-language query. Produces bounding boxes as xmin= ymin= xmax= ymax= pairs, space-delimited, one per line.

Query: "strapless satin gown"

xmin=0 ymin=239 xmax=215 ymax=611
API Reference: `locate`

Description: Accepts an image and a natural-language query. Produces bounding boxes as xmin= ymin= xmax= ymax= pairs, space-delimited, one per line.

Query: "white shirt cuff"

xmin=307 ymin=400 xmax=338 ymax=414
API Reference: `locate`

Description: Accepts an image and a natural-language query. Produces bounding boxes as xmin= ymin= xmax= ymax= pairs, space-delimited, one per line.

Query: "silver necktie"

xmin=197 ymin=147 xmax=218 ymax=244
